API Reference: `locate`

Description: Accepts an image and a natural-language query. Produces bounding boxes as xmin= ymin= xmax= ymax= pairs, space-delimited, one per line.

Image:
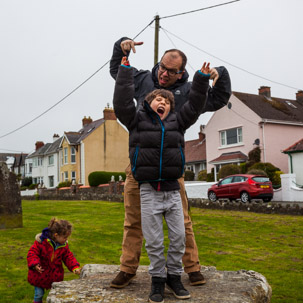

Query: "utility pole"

xmin=154 ymin=15 xmax=160 ymax=65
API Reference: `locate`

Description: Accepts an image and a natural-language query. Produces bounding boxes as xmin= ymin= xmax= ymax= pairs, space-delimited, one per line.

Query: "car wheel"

xmin=240 ymin=191 xmax=251 ymax=203
xmin=263 ymin=198 xmax=272 ymax=203
xmin=208 ymin=191 xmax=217 ymax=202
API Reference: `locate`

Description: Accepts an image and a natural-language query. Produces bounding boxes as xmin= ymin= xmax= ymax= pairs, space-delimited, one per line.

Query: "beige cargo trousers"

xmin=120 ymin=164 xmax=201 ymax=274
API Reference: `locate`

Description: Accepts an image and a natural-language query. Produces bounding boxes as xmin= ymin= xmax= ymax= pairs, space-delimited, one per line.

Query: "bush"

xmin=239 ymin=162 xmax=247 ymax=174
xmin=57 ymin=181 xmax=72 ymax=188
xmin=28 ymin=183 xmax=37 ymax=190
xmin=248 ymin=162 xmax=280 ymax=183
xmin=197 ymin=170 xmax=207 ymax=181
xmin=207 ymin=168 xmax=215 ymax=182
xmin=271 ymin=170 xmax=283 ymax=188
xmin=218 ymin=164 xmax=240 ymax=179
xmin=184 ymin=170 xmax=195 ymax=181
xmin=22 ymin=176 xmax=32 ymax=187
xmin=247 ymin=169 xmax=268 ymax=176
xmin=88 ymin=171 xmax=126 ymax=187
xmin=248 ymin=147 xmax=261 ymax=163
xmin=20 ymin=186 xmax=28 ymax=191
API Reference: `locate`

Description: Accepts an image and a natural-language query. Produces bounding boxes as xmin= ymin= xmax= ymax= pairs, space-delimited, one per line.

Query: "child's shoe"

xmin=149 ymin=276 xmax=166 ymax=303
xmin=166 ymin=274 xmax=190 ymax=299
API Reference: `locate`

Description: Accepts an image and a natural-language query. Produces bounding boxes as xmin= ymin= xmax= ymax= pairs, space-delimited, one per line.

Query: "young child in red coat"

xmin=27 ymin=218 xmax=81 ymax=303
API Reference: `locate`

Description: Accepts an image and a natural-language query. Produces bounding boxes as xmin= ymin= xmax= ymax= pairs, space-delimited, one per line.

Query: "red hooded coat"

xmin=27 ymin=233 xmax=80 ymax=289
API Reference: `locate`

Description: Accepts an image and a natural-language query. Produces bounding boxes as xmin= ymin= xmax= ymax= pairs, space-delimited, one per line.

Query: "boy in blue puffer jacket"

xmin=113 ymin=57 xmax=210 ymax=303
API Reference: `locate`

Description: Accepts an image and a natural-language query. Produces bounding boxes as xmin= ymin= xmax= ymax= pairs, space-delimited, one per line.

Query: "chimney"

xmin=296 ymin=90 xmax=303 ymax=105
xmin=199 ymin=125 xmax=206 ymax=141
xmin=35 ymin=141 xmax=44 ymax=151
xmin=258 ymin=86 xmax=271 ymax=98
xmin=103 ymin=107 xmax=116 ymax=120
xmin=53 ymin=134 xmax=59 ymax=142
xmin=82 ymin=116 xmax=93 ymax=127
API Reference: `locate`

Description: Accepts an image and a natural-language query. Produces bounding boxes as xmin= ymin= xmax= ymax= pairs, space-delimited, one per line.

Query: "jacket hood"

xmin=38 ymin=227 xmax=50 ymax=242
xmin=151 ymin=63 xmax=189 ymax=89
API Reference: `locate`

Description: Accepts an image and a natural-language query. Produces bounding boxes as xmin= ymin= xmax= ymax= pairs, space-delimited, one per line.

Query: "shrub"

xmin=197 ymin=170 xmax=207 ymax=181
xmin=20 ymin=186 xmax=28 ymax=191
xmin=248 ymin=147 xmax=261 ymax=163
xmin=22 ymin=176 xmax=32 ymax=187
xmin=271 ymin=170 xmax=283 ymax=188
xmin=88 ymin=171 xmax=126 ymax=187
xmin=57 ymin=181 xmax=72 ymax=188
xmin=248 ymin=162 xmax=280 ymax=183
xmin=218 ymin=164 xmax=240 ymax=179
xmin=28 ymin=183 xmax=37 ymax=190
xmin=247 ymin=169 xmax=268 ymax=176
xmin=184 ymin=170 xmax=195 ymax=181
xmin=207 ymin=168 xmax=215 ymax=182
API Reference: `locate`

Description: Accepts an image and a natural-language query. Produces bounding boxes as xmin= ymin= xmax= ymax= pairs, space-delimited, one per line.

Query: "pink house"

xmin=205 ymin=87 xmax=303 ymax=180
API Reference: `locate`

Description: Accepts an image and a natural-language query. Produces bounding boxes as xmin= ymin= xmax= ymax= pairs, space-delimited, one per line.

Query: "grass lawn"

xmin=0 ymin=200 xmax=302 ymax=302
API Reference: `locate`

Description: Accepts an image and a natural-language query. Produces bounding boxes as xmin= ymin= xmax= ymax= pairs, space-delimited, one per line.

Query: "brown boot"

xmin=110 ymin=271 xmax=136 ymax=288
xmin=188 ymin=271 xmax=206 ymax=286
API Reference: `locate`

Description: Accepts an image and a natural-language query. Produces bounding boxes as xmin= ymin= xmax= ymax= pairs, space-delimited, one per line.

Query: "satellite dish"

xmin=227 ymin=102 xmax=232 ymax=109
xmin=254 ymin=138 xmax=260 ymax=145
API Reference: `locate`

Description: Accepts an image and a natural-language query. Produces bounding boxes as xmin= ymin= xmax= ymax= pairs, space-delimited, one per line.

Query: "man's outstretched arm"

xmin=202 ymin=66 xmax=232 ymax=112
xmin=109 ymin=37 xmax=143 ymax=80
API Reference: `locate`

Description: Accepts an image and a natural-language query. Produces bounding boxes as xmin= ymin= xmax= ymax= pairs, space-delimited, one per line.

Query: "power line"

xmin=0 ymin=20 xmax=154 ymax=140
xmin=160 ymin=0 xmax=241 ymax=19
xmin=161 ymin=27 xmax=302 ymax=91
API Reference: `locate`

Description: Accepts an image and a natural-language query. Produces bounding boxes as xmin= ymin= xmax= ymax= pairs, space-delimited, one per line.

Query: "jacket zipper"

xmin=156 ymin=116 xmax=165 ymax=180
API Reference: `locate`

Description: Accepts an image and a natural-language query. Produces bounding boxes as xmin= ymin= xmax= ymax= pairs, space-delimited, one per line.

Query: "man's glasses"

xmin=159 ymin=64 xmax=183 ymax=77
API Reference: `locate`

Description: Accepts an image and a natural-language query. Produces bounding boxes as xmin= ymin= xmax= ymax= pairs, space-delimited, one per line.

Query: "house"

xmin=205 ymin=88 xmax=303 ymax=181
xmin=59 ymin=107 xmax=129 ymax=186
xmin=184 ymin=125 xmax=207 ymax=179
xmin=26 ymin=136 xmax=61 ymax=187
xmin=282 ymin=137 xmax=303 ymax=185
xmin=0 ymin=153 xmax=28 ymax=179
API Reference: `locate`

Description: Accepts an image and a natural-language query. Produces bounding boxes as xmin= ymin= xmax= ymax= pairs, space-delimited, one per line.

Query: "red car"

xmin=207 ymin=174 xmax=273 ymax=203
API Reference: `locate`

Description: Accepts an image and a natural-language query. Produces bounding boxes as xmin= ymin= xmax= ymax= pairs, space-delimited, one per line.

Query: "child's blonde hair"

xmin=48 ymin=218 xmax=72 ymax=239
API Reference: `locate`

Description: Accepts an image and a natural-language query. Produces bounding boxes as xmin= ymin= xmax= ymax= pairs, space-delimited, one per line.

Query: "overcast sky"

xmin=0 ymin=0 xmax=302 ymax=154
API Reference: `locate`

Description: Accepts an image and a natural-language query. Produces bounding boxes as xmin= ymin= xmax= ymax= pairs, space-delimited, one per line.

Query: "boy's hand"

xmin=121 ymin=56 xmax=130 ymax=66
xmin=35 ymin=264 xmax=44 ymax=273
xmin=210 ymin=68 xmax=219 ymax=87
xmin=120 ymin=39 xmax=144 ymax=55
xmin=200 ymin=62 xmax=210 ymax=75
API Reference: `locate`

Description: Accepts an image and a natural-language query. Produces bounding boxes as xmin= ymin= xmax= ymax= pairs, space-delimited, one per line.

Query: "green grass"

xmin=0 ymin=200 xmax=302 ymax=302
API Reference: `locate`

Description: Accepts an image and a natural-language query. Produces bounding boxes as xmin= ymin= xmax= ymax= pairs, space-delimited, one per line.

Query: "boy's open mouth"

xmin=157 ymin=107 xmax=164 ymax=115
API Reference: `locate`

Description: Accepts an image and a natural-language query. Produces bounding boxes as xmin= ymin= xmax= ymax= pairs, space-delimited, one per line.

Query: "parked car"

xmin=207 ymin=174 xmax=273 ymax=203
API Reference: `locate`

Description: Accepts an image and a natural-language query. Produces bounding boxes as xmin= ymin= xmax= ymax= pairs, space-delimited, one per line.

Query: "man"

xmin=109 ymin=37 xmax=231 ymax=288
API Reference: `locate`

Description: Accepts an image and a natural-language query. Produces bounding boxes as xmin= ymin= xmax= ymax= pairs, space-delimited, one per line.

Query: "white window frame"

xmin=64 ymin=148 xmax=68 ymax=164
xmin=48 ymin=155 xmax=54 ymax=166
xmin=71 ymin=147 xmax=76 ymax=163
xmin=220 ymin=127 xmax=243 ymax=147
xmin=64 ymin=171 xmax=68 ymax=181
xmin=49 ymin=176 xmax=54 ymax=187
xmin=71 ymin=171 xmax=76 ymax=181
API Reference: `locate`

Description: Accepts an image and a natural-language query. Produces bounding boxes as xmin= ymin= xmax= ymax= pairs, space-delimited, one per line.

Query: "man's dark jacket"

xmin=113 ymin=65 xmax=210 ymax=182
xmin=110 ymin=37 xmax=232 ymax=113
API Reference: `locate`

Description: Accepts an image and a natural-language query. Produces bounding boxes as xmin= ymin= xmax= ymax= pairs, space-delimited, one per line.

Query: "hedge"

xmin=88 ymin=171 xmax=126 ymax=187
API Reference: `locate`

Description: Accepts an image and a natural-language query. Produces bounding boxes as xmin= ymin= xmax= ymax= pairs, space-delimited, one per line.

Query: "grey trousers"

xmin=140 ymin=183 xmax=185 ymax=278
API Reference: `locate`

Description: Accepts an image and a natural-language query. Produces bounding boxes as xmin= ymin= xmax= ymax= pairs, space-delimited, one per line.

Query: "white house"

xmin=25 ymin=135 xmax=61 ymax=188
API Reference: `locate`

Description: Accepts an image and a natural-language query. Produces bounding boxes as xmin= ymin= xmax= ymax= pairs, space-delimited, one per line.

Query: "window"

xmin=71 ymin=171 xmax=76 ymax=182
xmin=48 ymin=155 xmax=54 ymax=165
xmin=220 ymin=127 xmax=242 ymax=146
xmin=64 ymin=171 xmax=68 ymax=181
xmin=33 ymin=158 xmax=38 ymax=167
xmin=71 ymin=147 xmax=76 ymax=163
xmin=49 ymin=176 xmax=54 ymax=187
xmin=38 ymin=157 xmax=43 ymax=166
xmin=29 ymin=163 xmax=32 ymax=173
xmin=60 ymin=150 xmax=63 ymax=166
xmin=232 ymin=176 xmax=247 ymax=183
xmin=220 ymin=177 xmax=233 ymax=185
xmin=64 ymin=148 xmax=68 ymax=164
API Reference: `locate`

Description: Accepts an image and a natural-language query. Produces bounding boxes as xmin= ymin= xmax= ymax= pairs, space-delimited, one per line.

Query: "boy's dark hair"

xmin=161 ymin=49 xmax=187 ymax=71
xmin=48 ymin=217 xmax=72 ymax=238
xmin=145 ymin=89 xmax=175 ymax=112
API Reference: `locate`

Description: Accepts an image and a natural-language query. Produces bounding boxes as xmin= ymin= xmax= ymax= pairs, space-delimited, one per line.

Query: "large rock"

xmin=0 ymin=162 xmax=23 ymax=229
xmin=47 ymin=264 xmax=272 ymax=303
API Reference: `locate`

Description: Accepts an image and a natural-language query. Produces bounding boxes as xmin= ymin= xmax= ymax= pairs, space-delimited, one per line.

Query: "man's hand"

xmin=120 ymin=39 xmax=144 ymax=55
xmin=210 ymin=68 xmax=219 ymax=87
xmin=121 ymin=56 xmax=130 ymax=66
xmin=34 ymin=264 xmax=44 ymax=273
